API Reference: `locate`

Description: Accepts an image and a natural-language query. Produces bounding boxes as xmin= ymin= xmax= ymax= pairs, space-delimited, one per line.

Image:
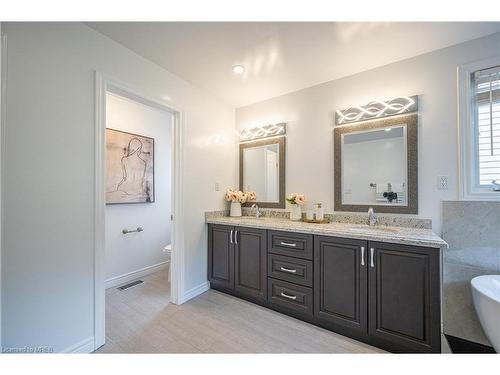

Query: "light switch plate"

xmin=437 ymin=175 xmax=449 ymax=190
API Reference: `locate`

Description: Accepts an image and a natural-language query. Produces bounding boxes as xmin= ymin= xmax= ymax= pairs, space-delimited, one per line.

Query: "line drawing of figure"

xmin=107 ymin=134 xmax=153 ymax=203
xmin=116 ymin=137 xmax=146 ymax=190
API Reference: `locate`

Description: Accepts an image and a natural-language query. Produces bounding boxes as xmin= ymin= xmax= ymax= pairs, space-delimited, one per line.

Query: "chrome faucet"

xmin=368 ymin=207 xmax=378 ymax=226
xmin=251 ymin=203 xmax=262 ymax=218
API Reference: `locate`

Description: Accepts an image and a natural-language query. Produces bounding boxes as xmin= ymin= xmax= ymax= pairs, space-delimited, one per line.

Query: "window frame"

xmin=458 ymin=57 xmax=500 ymax=201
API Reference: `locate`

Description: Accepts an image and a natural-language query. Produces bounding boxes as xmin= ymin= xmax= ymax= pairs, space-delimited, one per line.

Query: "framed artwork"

xmin=106 ymin=128 xmax=155 ymax=204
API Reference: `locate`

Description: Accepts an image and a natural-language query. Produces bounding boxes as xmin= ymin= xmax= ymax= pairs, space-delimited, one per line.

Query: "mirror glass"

xmin=342 ymin=124 xmax=407 ymax=206
xmin=243 ymin=143 xmax=280 ymax=203
xmin=240 ymin=136 xmax=285 ymax=208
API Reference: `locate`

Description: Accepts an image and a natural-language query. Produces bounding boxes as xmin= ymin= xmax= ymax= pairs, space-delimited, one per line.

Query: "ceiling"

xmin=87 ymin=22 xmax=500 ymax=108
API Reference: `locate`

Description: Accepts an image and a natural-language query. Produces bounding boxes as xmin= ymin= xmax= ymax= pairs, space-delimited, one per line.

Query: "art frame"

xmin=105 ymin=128 xmax=155 ymax=205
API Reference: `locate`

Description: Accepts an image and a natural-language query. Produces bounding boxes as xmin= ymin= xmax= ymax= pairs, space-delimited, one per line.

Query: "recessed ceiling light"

xmin=232 ymin=64 xmax=245 ymax=74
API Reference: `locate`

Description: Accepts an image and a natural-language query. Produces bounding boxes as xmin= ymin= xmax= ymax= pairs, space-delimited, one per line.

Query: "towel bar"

xmin=122 ymin=227 xmax=143 ymax=234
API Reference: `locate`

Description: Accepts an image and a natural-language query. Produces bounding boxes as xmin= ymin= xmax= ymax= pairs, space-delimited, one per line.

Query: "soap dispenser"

xmin=315 ymin=203 xmax=324 ymax=221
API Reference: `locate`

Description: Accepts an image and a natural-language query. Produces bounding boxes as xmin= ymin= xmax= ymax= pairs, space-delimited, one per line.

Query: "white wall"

xmin=105 ymin=93 xmax=172 ymax=283
xmin=1 ymin=23 xmax=236 ymax=352
xmin=236 ymin=32 xmax=500 ymax=233
xmin=0 ymin=21 xmax=3 ymax=348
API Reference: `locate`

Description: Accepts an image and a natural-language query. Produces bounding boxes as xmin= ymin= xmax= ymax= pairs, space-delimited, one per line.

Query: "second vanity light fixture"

xmin=239 ymin=123 xmax=286 ymax=141
xmin=335 ymin=95 xmax=418 ymax=126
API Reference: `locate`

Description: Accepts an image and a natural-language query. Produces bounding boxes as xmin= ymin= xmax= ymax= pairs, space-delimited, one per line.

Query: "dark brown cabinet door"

xmin=314 ymin=236 xmax=368 ymax=338
xmin=208 ymin=224 xmax=234 ymax=290
xmin=368 ymin=242 xmax=441 ymax=353
xmin=234 ymin=227 xmax=267 ymax=301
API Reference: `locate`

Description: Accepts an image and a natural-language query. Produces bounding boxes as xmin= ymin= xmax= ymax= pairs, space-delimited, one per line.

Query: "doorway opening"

xmin=94 ymin=73 xmax=184 ymax=351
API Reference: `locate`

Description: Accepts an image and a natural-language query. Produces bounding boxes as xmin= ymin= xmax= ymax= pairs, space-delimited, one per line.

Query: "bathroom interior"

xmin=0 ymin=12 xmax=499 ymax=370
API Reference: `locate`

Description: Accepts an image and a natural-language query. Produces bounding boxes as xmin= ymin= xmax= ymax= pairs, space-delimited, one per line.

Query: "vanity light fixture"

xmin=232 ymin=64 xmax=245 ymax=74
xmin=239 ymin=123 xmax=286 ymax=142
xmin=335 ymin=95 xmax=418 ymax=126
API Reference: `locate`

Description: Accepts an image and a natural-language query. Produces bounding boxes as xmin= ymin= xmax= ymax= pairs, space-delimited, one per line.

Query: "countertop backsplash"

xmin=205 ymin=208 xmax=432 ymax=229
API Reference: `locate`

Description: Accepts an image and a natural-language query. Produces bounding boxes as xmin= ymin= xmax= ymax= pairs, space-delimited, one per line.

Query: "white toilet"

xmin=471 ymin=275 xmax=500 ymax=352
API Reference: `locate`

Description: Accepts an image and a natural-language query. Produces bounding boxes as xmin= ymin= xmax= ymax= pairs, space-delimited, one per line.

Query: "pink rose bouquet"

xmin=286 ymin=193 xmax=306 ymax=205
xmin=225 ymin=189 xmax=257 ymax=203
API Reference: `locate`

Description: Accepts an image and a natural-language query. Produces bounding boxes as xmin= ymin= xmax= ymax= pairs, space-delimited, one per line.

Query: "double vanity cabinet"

xmin=207 ymin=222 xmax=442 ymax=353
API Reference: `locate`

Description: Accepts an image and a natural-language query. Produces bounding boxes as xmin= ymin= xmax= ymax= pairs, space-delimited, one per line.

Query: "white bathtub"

xmin=471 ymin=275 xmax=500 ymax=352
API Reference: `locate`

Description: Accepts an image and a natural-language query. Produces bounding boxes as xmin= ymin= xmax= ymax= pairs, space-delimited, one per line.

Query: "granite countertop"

xmin=206 ymin=215 xmax=448 ymax=249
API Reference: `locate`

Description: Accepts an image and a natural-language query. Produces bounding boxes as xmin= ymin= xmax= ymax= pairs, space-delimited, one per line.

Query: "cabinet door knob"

xmin=280 ymin=266 xmax=297 ymax=273
xmin=280 ymin=292 xmax=297 ymax=300
xmin=361 ymin=246 xmax=365 ymax=266
xmin=370 ymin=248 xmax=375 ymax=268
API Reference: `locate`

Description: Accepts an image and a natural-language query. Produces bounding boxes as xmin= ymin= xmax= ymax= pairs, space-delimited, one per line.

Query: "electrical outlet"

xmin=214 ymin=182 xmax=220 ymax=192
xmin=437 ymin=175 xmax=449 ymax=190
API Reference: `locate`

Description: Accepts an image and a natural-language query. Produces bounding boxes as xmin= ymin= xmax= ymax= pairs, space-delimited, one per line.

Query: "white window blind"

xmin=473 ymin=65 xmax=500 ymax=186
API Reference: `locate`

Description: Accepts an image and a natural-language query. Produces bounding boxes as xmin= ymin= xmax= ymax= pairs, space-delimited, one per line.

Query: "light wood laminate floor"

xmin=94 ymin=270 xmax=385 ymax=353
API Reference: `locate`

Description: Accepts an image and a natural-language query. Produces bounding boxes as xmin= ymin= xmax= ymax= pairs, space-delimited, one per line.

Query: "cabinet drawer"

xmin=268 ymin=254 xmax=313 ymax=287
xmin=268 ymin=278 xmax=313 ymax=316
xmin=268 ymin=230 xmax=313 ymax=260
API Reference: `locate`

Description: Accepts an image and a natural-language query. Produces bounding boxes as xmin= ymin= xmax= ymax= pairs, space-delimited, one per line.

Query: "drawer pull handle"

xmin=280 ymin=292 xmax=297 ymax=300
xmin=230 ymin=230 xmax=233 ymax=244
xmin=360 ymin=246 xmax=365 ymax=266
xmin=280 ymin=266 xmax=297 ymax=273
xmin=370 ymin=248 xmax=375 ymax=268
xmin=280 ymin=241 xmax=297 ymax=247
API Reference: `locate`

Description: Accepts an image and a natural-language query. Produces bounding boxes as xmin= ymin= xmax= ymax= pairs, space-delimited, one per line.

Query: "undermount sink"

xmin=353 ymin=226 xmax=399 ymax=234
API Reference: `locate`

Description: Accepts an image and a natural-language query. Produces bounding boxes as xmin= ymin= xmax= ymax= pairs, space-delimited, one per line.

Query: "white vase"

xmin=230 ymin=201 xmax=242 ymax=217
xmin=290 ymin=204 xmax=302 ymax=221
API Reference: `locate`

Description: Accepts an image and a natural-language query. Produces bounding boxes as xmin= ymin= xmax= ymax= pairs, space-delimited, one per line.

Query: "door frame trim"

xmin=94 ymin=72 xmax=185 ymax=350
xmin=0 ymin=26 xmax=5 ymax=348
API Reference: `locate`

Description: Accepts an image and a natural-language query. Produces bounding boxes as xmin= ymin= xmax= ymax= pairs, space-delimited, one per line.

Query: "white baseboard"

xmin=61 ymin=336 xmax=95 ymax=353
xmin=181 ymin=281 xmax=210 ymax=303
xmin=105 ymin=261 xmax=170 ymax=289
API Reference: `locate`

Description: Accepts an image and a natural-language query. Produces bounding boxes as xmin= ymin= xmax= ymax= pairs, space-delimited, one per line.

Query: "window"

xmin=459 ymin=57 xmax=500 ymax=200
xmin=474 ymin=66 xmax=500 ymax=186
